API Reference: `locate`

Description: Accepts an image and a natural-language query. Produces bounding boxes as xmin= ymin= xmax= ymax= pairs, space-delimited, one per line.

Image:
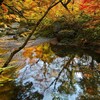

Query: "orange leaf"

xmin=1 ymin=4 xmax=8 ymax=13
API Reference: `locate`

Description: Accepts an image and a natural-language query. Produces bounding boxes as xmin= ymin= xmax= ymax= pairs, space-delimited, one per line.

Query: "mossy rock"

xmin=56 ymin=29 xmax=75 ymax=41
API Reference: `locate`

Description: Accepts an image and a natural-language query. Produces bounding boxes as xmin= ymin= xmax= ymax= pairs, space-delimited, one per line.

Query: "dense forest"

xmin=0 ymin=0 xmax=100 ymax=100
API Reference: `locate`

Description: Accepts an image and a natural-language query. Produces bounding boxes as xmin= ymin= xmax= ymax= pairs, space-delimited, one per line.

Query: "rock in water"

xmin=57 ymin=29 xmax=75 ymax=41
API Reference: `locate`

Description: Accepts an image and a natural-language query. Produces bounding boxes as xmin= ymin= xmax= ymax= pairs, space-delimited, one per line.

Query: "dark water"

xmin=0 ymin=43 xmax=100 ymax=100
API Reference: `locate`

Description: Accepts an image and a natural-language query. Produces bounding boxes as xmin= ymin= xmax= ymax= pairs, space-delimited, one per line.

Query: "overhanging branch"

xmin=2 ymin=0 xmax=60 ymax=68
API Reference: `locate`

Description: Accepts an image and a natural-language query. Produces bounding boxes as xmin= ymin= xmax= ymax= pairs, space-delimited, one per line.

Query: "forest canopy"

xmin=0 ymin=0 xmax=99 ymax=23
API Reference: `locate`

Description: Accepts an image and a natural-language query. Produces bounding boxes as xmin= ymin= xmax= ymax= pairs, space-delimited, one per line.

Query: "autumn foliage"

xmin=0 ymin=0 xmax=99 ymax=23
xmin=0 ymin=0 xmax=100 ymax=67
xmin=79 ymin=0 xmax=100 ymax=14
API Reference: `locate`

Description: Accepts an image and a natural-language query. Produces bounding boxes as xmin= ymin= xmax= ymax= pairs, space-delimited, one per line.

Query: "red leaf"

xmin=1 ymin=4 xmax=8 ymax=13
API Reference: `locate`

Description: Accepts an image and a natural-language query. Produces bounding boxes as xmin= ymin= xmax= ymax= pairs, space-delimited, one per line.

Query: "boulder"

xmin=56 ymin=29 xmax=75 ymax=41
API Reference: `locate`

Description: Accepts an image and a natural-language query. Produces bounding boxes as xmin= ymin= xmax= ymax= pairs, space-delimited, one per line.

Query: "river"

xmin=0 ymin=36 xmax=100 ymax=100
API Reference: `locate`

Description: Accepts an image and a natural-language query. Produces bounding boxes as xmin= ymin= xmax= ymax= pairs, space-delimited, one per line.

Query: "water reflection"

xmin=15 ymin=43 xmax=100 ymax=100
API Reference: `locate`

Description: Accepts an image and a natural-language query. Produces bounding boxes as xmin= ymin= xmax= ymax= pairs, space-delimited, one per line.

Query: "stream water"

xmin=0 ymin=37 xmax=100 ymax=100
xmin=15 ymin=54 xmax=100 ymax=100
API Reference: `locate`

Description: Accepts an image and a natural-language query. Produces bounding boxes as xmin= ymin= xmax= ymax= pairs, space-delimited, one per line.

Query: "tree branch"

xmin=2 ymin=1 xmax=60 ymax=68
xmin=45 ymin=55 xmax=75 ymax=90
xmin=59 ymin=0 xmax=71 ymax=13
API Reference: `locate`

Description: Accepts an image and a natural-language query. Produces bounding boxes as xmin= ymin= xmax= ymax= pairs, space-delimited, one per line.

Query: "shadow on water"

xmin=50 ymin=43 xmax=100 ymax=63
xmin=0 ymin=42 xmax=100 ymax=100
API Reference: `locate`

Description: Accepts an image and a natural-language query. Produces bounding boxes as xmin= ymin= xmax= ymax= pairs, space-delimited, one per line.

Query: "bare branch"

xmin=45 ymin=55 xmax=75 ymax=90
xmin=59 ymin=0 xmax=71 ymax=13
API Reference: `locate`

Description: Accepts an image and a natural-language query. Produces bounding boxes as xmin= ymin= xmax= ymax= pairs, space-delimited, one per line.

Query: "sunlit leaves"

xmin=23 ymin=47 xmax=35 ymax=58
xmin=0 ymin=0 xmax=99 ymax=22
xmin=23 ymin=43 xmax=55 ymax=63
xmin=79 ymin=0 xmax=100 ymax=14
xmin=0 ymin=66 xmax=15 ymax=85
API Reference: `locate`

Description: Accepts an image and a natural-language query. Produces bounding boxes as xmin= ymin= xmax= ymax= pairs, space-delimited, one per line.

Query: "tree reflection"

xmin=16 ymin=43 xmax=100 ymax=100
xmin=77 ymin=67 xmax=100 ymax=99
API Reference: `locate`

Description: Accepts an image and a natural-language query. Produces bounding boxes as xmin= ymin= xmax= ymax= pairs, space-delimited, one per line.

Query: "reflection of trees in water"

xmin=77 ymin=68 xmax=100 ymax=99
xmin=57 ymin=56 xmax=100 ymax=99
xmin=51 ymin=43 xmax=100 ymax=63
xmin=16 ymin=43 xmax=100 ymax=99
xmin=58 ymin=66 xmax=76 ymax=95
xmin=48 ymin=54 xmax=100 ymax=99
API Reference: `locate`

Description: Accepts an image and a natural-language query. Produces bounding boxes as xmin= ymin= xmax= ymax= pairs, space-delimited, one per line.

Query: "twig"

xmin=2 ymin=1 xmax=60 ymax=68
xmin=59 ymin=0 xmax=71 ymax=13
xmin=45 ymin=55 xmax=75 ymax=90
